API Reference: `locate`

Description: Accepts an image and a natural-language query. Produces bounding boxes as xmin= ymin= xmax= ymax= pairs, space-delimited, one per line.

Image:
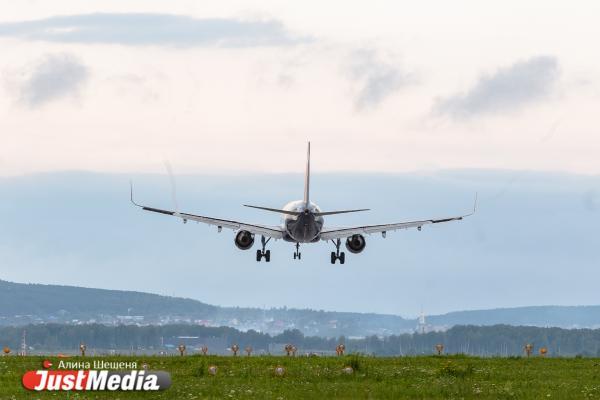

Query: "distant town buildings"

xmin=415 ymin=311 xmax=448 ymax=334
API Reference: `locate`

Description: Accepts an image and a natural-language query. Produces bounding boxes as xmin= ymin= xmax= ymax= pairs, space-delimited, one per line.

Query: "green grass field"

xmin=1 ymin=354 xmax=599 ymax=399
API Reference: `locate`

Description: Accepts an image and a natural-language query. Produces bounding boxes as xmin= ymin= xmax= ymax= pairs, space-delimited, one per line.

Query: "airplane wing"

xmin=130 ymin=186 xmax=284 ymax=239
xmin=320 ymin=196 xmax=477 ymax=241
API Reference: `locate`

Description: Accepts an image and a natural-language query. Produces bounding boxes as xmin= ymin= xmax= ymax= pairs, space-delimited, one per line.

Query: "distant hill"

xmin=428 ymin=306 xmax=600 ymax=329
xmin=0 ymin=279 xmax=217 ymax=317
xmin=0 ymin=280 xmax=413 ymax=336
xmin=2 ymin=280 xmax=600 ymax=336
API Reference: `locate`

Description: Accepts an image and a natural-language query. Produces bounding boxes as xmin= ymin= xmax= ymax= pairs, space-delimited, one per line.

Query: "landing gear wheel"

xmin=298 ymin=253 xmax=301 ymax=260
xmin=293 ymin=243 xmax=302 ymax=261
xmin=330 ymin=239 xmax=346 ymax=264
xmin=256 ymin=236 xmax=272 ymax=262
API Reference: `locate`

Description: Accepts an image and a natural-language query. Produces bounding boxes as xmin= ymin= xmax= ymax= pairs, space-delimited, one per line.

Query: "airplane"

xmin=130 ymin=142 xmax=476 ymax=264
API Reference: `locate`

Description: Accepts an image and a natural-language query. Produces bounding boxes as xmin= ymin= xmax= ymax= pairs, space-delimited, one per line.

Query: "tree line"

xmin=2 ymin=324 xmax=600 ymax=356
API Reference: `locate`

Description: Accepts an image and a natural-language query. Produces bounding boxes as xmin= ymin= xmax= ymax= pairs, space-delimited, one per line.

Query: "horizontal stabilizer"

xmin=314 ymin=209 xmax=369 ymax=217
xmin=243 ymin=205 xmax=301 ymax=216
xmin=244 ymin=204 xmax=369 ymax=217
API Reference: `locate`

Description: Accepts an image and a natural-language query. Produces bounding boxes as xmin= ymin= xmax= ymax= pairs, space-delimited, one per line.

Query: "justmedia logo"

xmin=22 ymin=360 xmax=171 ymax=391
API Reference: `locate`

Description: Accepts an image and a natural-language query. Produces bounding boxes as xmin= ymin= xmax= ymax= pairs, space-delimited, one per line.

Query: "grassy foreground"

xmin=1 ymin=354 xmax=599 ymax=399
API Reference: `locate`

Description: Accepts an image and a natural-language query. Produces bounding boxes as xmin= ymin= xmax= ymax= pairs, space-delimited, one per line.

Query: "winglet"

xmin=130 ymin=181 xmax=142 ymax=208
xmin=467 ymin=192 xmax=478 ymax=216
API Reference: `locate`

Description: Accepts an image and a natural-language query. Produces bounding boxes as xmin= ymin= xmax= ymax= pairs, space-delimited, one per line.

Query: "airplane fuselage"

xmin=281 ymin=200 xmax=324 ymax=243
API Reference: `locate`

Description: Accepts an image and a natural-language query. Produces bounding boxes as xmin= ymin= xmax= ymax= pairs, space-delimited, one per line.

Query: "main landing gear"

xmin=256 ymin=236 xmax=271 ymax=262
xmin=330 ymin=238 xmax=345 ymax=264
xmin=293 ymin=243 xmax=301 ymax=260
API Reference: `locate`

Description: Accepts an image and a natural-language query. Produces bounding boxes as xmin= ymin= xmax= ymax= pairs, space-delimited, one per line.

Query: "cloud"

xmin=435 ymin=56 xmax=559 ymax=118
xmin=6 ymin=53 xmax=89 ymax=107
xmin=105 ymin=74 xmax=161 ymax=103
xmin=0 ymin=13 xmax=306 ymax=47
xmin=347 ymin=49 xmax=411 ymax=110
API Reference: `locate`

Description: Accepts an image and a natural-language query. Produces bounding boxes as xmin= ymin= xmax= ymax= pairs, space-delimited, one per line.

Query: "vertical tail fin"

xmin=304 ymin=142 xmax=310 ymax=205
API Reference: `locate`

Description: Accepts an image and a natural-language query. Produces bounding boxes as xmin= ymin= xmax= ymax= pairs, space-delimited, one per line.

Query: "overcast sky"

xmin=0 ymin=0 xmax=599 ymax=176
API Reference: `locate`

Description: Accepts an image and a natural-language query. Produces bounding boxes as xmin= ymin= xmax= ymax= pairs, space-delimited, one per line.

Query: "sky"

xmin=0 ymin=0 xmax=599 ymax=175
xmin=1 ymin=1 xmax=600 ymax=316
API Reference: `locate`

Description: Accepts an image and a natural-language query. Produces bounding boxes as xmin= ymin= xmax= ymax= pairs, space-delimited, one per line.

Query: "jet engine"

xmin=234 ymin=230 xmax=255 ymax=250
xmin=345 ymin=234 xmax=366 ymax=254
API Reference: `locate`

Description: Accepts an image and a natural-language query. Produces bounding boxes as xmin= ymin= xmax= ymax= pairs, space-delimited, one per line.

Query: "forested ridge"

xmin=4 ymin=280 xmax=600 ymax=333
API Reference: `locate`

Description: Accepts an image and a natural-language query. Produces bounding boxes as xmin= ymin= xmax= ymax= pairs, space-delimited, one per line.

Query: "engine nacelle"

xmin=345 ymin=234 xmax=366 ymax=254
xmin=234 ymin=230 xmax=255 ymax=250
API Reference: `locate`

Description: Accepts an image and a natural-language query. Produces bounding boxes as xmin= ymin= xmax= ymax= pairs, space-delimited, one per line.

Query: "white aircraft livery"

xmin=131 ymin=143 xmax=476 ymax=264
